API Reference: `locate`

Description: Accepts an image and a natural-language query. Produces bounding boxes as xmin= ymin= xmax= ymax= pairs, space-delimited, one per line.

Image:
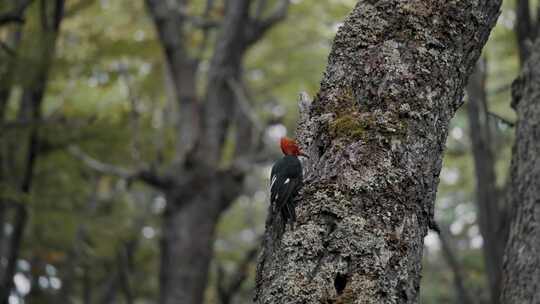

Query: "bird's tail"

xmin=280 ymin=203 xmax=296 ymax=230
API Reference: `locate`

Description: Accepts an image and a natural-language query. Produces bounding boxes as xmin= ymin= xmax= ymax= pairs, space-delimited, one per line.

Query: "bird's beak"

xmin=299 ymin=151 xmax=309 ymax=159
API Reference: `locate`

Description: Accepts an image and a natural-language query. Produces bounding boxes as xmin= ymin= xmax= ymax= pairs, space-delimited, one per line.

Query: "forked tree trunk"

xmin=500 ymin=37 xmax=540 ymax=304
xmin=255 ymin=1 xmax=501 ymax=303
xmin=144 ymin=0 xmax=288 ymax=303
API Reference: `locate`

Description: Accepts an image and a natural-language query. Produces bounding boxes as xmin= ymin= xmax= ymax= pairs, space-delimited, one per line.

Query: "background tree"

xmin=255 ymin=0 xmax=502 ymax=303
xmin=462 ymin=1 xmax=540 ymax=302
xmin=500 ymin=36 xmax=540 ymax=304
xmin=466 ymin=59 xmax=507 ymax=304
xmin=0 ymin=1 xmax=65 ymax=303
xmin=117 ymin=0 xmax=292 ymax=303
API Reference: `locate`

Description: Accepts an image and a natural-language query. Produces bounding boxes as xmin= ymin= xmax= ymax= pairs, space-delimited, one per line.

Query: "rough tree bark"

xmin=255 ymin=1 xmax=501 ymax=303
xmin=466 ymin=59 xmax=506 ymax=304
xmin=500 ymin=37 xmax=540 ymax=304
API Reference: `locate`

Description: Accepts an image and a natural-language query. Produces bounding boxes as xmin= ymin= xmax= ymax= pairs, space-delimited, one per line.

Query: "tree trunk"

xmin=514 ymin=0 xmax=537 ymax=65
xmin=0 ymin=3 xmax=24 ymax=284
xmin=255 ymin=1 xmax=501 ymax=303
xmin=0 ymin=1 xmax=64 ymax=302
xmin=159 ymin=194 xmax=222 ymax=304
xmin=159 ymin=171 xmax=243 ymax=304
xmin=500 ymin=37 xmax=540 ymax=304
xmin=466 ymin=59 xmax=506 ymax=304
xmin=438 ymin=226 xmax=474 ymax=304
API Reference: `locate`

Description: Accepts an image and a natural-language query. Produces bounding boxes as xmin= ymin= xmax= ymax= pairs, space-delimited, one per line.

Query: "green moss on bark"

xmin=329 ymin=114 xmax=367 ymax=140
xmin=329 ymin=111 xmax=408 ymax=142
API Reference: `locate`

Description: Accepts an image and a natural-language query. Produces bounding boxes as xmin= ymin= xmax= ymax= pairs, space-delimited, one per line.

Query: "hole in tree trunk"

xmin=334 ymin=273 xmax=348 ymax=295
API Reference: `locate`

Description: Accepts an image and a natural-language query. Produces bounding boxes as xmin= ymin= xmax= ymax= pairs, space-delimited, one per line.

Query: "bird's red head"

xmin=280 ymin=137 xmax=308 ymax=157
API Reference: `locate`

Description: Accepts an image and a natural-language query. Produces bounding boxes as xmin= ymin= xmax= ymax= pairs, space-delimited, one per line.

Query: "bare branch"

xmin=0 ymin=0 xmax=34 ymax=26
xmin=246 ymin=0 xmax=289 ymax=45
xmin=146 ymin=0 xmax=201 ymax=163
xmin=0 ymin=115 xmax=96 ymax=130
xmin=227 ymin=78 xmax=280 ymax=169
xmin=196 ymin=0 xmax=218 ymax=61
xmin=185 ymin=14 xmax=220 ymax=29
xmin=0 ymin=14 xmax=24 ymax=25
xmin=118 ymin=64 xmax=143 ymax=162
xmin=68 ymin=146 xmax=172 ymax=189
xmin=69 ymin=145 xmax=134 ymax=178
xmin=144 ymin=0 xmax=192 ymax=63
xmin=0 ymin=40 xmax=17 ymax=56
xmin=196 ymin=0 xmax=252 ymax=165
xmin=488 ymin=111 xmax=515 ymax=128
xmin=253 ymin=0 xmax=269 ymax=20
xmin=227 ymin=78 xmax=263 ymax=136
xmin=515 ymin=0 xmax=535 ymax=64
xmin=488 ymin=82 xmax=512 ymax=96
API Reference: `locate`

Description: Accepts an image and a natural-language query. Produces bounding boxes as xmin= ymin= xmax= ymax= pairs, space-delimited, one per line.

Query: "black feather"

xmin=270 ymin=155 xmax=303 ymax=230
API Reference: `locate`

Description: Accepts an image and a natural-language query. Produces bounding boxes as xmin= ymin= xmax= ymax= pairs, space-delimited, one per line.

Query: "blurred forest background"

xmin=0 ymin=0 xmax=531 ymax=303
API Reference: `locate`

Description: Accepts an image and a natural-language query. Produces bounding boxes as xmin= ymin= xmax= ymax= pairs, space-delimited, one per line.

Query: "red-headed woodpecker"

xmin=270 ymin=137 xmax=307 ymax=230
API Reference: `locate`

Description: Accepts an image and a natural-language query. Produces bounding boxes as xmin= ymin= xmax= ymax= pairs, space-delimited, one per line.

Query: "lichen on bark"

xmin=255 ymin=1 xmax=501 ymax=303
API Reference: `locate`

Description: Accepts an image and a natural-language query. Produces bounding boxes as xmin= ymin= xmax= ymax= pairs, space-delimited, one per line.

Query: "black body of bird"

xmin=270 ymin=154 xmax=303 ymax=227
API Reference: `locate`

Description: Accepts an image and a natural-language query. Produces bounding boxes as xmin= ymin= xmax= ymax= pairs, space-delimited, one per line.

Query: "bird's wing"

xmin=270 ymin=174 xmax=301 ymax=212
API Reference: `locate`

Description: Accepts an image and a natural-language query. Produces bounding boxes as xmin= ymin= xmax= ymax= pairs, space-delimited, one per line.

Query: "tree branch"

xmin=0 ymin=0 xmax=34 ymax=26
xmin=68 ymin=146 xmax=172 ymax=189
xmin=69 ymin=145 xmax=133 ymax=178
xmin=488 ymin=111 xmax=515 ymax=128
xmin=117 ymin=64 xmax=143 ymax=162
xmin=0 ymin=115 xmax=96 ymax=130
xmin=246 ymin=0 xmax=289 ymax=45
xmin=217 ymin=167 xmax=245 ymax=210
xmin=0 ymin=41 xmax=16 ymax=56
xmin=227 ymin=78 xmax=281 ymax=170
xmin=195 ymin=0 xmax=252 ymax=165
xmin=227 ymin=78 xmax=263 ymax=143
xmin=515 ymin=0 xmax=535 ymax=64
xmin=196 ymin=0 xmax=218 ymax=61
xmin=145 ymin=0 xmax=202 ymax=163
xmin=488 ymin=82 xmax=511 ymax=96
xmin=253 ymin=0 xmax=268 ymax=20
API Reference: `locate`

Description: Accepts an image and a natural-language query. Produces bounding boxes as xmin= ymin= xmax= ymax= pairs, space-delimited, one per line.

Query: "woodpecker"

xmin=270 ymin=137 xmax=307 ymax=231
